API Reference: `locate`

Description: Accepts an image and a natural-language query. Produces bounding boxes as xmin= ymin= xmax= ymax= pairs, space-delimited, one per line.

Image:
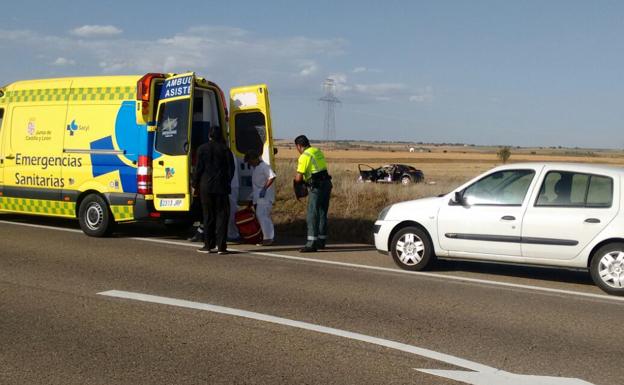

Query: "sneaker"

xmin=188 ymin=232 xmax=203 ymax=242
xmin=217 ymin=250 xmax=230 ymax=255
xmin=256 ymin=239 xmax=274 ymax=246
xmin=197 ymin=246 xmax=214 ymax=253
xmin=299 ymin=246 xmax=317 ymax=253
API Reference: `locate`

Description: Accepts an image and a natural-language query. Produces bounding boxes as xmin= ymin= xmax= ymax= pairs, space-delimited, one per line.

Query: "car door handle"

xmin=501 ymin=215 xmax=516 ymax=221
xmin=584 ymin=218 xmax=601 ymax=224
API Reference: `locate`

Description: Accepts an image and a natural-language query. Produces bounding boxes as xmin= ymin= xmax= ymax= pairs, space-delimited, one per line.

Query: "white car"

xmin=374 ymin=162 xmax=624 ymax=295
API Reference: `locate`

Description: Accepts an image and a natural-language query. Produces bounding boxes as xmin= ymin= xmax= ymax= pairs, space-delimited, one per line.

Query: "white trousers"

xmin=255 ymin=201 xmax=274 ymax=241
xmin=228 ymin=188 xmax=240 ymax=239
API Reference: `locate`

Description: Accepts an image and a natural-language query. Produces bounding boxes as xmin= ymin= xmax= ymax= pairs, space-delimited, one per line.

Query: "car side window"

xmin=586 ymin=175 xmax=613 ymax=207
xmin=536 ymin=171 xmax=613 ymax=208
xmin=463 ymin=169 xmax=535 ymax=206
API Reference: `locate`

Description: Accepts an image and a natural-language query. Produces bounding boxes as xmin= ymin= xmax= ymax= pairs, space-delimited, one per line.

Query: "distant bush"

xmin=497 ymin=146 xmax=511 ymax=163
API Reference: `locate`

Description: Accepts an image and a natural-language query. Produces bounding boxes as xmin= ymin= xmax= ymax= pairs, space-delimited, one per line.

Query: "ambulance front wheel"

xmin=79 ymin=194 xmax=115 ymax=237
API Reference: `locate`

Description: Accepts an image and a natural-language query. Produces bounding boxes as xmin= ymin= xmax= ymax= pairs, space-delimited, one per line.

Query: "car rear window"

xmin=536 ymin=171 xmax=613 ymax=208
xmin=586 ymin=175 xmax=613 ymax=207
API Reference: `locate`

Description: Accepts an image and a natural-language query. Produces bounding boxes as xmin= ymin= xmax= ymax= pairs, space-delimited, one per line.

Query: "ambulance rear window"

xmin=234 ymin=112 xmax=266 ymax=156
xmin=155 ymin=99 xmax=190 ymax=155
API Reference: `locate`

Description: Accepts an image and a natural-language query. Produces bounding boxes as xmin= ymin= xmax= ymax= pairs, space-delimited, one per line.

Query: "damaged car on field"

xmin=357 ymin=164 xmax=424 ymax=185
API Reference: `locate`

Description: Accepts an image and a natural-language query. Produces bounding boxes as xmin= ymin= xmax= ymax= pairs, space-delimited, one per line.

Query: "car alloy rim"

xmin=598 ymin=251 xmax=624 ymax=289
xmin=402 ymin=177 xmax=410 ymax=185
xmin=85 ymin=203 xmax=104 ymax=230
xmin=395 ymin=233 xmax=425 ymax=265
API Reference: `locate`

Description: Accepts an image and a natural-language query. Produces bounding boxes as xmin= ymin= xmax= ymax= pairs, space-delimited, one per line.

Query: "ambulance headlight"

xmin=377 ymin=205 xmax=392 ymax=221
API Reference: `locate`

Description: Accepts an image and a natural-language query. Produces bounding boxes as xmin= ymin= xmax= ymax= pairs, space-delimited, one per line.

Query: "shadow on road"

xmin=1 ymin=214 xmax=594 ymax=287
xmin=433 ymin=259 xmax=594 ymax=286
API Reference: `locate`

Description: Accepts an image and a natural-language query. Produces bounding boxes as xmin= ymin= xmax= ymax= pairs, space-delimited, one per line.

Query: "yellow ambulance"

xmin=0 ymin=73 xmax=274 ymax=236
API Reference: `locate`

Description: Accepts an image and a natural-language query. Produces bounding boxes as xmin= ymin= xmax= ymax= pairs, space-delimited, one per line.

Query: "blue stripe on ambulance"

xmin=89 ymin=136 xmax=137 ymax=193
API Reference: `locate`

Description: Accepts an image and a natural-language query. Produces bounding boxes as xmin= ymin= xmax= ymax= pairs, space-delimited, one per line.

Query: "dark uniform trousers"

xmin=201 ymin=193 xmax=230 ymax=251
xmin=306 ymin=179 xmax=332 ymax=248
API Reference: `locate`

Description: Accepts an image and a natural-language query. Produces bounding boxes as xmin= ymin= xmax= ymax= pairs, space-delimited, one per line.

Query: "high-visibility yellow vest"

xmin=297 ymin=147 xmax=328 ymax=181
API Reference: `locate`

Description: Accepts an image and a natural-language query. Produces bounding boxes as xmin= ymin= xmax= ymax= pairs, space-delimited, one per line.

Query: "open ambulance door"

xmin=229 ymin=84 xmax=274 ymax=203
xmin=152 ymin=73 xmax=195 ymax=211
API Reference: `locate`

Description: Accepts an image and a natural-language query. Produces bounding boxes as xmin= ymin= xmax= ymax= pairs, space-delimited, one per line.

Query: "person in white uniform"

xmin=227 ymin=150 xmax=241 ymax=241
xmin=244 ymin=151 xmax=276 ymax=246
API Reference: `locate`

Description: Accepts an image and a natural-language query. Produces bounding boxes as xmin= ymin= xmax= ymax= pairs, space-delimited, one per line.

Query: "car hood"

xmin=385 ymin=196 xmax=445 ymax=220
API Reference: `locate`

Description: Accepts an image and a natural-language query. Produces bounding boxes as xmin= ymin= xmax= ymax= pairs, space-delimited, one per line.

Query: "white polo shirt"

xmin=251 ymin=161 xmax=276 ymax=204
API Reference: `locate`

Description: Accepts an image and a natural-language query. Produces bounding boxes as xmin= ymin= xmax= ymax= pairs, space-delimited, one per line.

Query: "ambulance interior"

xmin=190 ymin=88 xmax=220 ymax=160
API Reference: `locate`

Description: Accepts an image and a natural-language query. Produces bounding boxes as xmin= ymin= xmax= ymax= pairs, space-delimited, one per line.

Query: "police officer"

xmin=293 ymin=135 xmax=332 ymax=252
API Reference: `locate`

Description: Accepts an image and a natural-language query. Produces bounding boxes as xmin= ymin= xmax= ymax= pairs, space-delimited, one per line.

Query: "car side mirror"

xmin=450 ymin=191 xmax=467 ymax=207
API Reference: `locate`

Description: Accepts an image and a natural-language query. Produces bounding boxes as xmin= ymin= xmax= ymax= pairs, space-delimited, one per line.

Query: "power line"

xmin=319 ymin=78 xmax=341 ymax=140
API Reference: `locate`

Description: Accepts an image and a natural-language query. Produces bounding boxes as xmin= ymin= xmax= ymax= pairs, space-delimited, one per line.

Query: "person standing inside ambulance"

xmin=293 ymin=135 xmax=332 ymax=252
xmin=192 ymin=128 xmax=234 ymax=254
xmin=244 ymin=151 xmax=276 ymax=246
xmin=227 ymin=150 xmax=241 ymax=242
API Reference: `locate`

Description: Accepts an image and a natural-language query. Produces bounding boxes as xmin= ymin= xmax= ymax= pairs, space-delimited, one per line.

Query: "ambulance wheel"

xmin=79 ymin=194 xmax=114 ymax=237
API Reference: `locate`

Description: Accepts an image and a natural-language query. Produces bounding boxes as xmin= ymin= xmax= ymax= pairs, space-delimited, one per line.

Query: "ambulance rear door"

xmin=229 ymin=84 xmax=274 ymax=202
xmin=0 ymin=106 xmax=5 ymax=189
xmin=152 ymin=73 xmax=195 ymax=211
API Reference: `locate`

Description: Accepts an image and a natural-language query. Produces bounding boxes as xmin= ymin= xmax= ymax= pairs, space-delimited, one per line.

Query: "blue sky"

xmin=2 ymin=0 xmax=624 ymax=148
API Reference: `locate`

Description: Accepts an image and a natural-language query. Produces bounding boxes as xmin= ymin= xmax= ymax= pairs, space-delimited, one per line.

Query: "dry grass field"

xmin=270 ymin=142 xmax=624 ymax=245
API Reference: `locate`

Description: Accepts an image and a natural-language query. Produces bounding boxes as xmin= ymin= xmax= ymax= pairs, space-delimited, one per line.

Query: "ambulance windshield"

xmin=155 ymin=99 xmax=190 ymax=155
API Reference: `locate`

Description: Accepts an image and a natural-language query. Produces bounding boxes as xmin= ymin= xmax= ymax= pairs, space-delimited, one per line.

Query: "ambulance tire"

xmin=78 ymin=194 xmax=114 ymax=237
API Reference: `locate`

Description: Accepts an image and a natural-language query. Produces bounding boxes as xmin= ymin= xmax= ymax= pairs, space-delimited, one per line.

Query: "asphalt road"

xmin=0 ymin=215 xmax=621 ymax=385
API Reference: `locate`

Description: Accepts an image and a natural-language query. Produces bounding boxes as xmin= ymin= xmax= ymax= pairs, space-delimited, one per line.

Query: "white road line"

xmin=97 ymin=290 xmax=595 ymax=385
xmin=95 ymin=289 xmax=499 ymax=372
xmin=2 ymin=219 xmax=623 ymax=303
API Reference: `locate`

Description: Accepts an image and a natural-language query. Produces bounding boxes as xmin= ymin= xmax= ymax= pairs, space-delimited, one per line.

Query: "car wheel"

xmin=390 ymin=226 xmax=434 ymax=271
xmin=78 ymin=194 xmax=114 ymax=237
xmin=401 ymin=176 xmax=412 ymax=185
xmin=590 ymin=243 xmax=624 ymax=296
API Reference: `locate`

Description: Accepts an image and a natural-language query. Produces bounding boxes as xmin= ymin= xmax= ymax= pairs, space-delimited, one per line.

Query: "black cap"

xmin=209 ymin=127 xmax=222 ymax=141
xmin=244 ymin=150 xmax=261 ymax=162
xmin=294 ymin=135 xmax=310 ymax=147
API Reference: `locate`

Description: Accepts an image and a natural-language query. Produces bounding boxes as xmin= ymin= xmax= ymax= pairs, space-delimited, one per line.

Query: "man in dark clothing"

xmin=191 ymin=128 xmax=235 ymax=254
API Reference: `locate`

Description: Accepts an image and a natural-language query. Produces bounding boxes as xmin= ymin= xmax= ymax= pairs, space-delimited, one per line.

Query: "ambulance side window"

xmin=0 ymin=109 xmax=4 ymax=131
xmin=235 ymin=112 xmax=265 ymax=155
xmin=155 ymin=99 xmax=190 ymax=155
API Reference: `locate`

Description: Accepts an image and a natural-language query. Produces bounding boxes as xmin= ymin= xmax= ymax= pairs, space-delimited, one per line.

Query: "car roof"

xmin=492 ymin=162 xmax=624 ymax=175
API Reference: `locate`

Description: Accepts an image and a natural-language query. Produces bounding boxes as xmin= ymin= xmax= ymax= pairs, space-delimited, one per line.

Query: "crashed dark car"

xmin=358 ymin=164 xmax=424 ymax=185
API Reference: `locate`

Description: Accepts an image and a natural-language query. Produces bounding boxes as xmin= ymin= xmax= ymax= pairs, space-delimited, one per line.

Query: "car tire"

xmin=390 ymin=226 xmax=434 ymax=271
xmin=590 ymin=243 xmax=624 ymax=296
xmin=78 ymin=194 xmax=114 ymax=237
xmin=401 ymin=176 xmax=412 ymax=185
